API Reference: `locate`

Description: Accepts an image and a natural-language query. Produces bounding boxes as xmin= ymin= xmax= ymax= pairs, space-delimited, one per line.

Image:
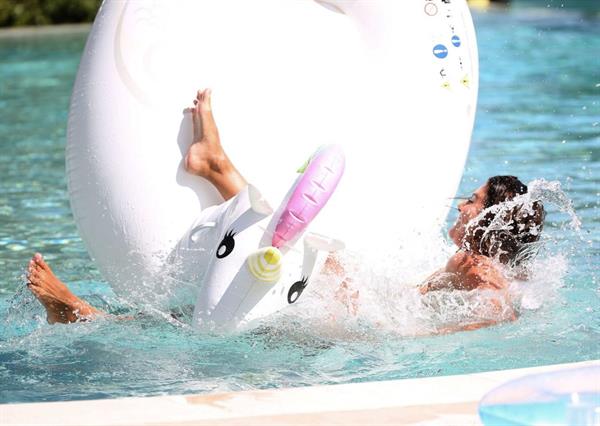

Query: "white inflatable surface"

xmin=67 ymin=0 xmax=478 ymax=306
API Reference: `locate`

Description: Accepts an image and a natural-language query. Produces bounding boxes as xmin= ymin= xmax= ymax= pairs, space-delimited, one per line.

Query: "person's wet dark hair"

xmin=465 ymin=176 xmax=545 ymax=266
xmin=484 ymin=176 xmax=527 ymax=209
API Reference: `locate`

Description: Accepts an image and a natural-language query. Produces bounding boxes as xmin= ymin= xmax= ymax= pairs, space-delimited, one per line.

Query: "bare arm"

xmin=420 ymin=252 xmax=517 ymax=332
xmin=437 ymin=252 xmax=517 ymax=332
xmin=443 ymin=251 xmax=507 ymax=290
xmin=419 ymin=269 xmax=457 ymax=294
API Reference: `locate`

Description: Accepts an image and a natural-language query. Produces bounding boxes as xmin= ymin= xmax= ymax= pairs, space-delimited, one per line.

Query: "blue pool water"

xmin=1 ymin=8 xmax=599 ymax=403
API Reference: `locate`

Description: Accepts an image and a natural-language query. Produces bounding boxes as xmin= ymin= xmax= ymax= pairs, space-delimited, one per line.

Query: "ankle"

xmin=209 ymin=167 xmax=247 ymax=200
xmin=72 ymin=299 xmax=98 ymax=317
xmin=207 ymin=153 xmax=233 ymax=178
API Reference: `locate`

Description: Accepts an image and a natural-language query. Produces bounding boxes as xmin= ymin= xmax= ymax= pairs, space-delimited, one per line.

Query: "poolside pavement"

xmin=4 ymin=359 xmax=598 ymax=425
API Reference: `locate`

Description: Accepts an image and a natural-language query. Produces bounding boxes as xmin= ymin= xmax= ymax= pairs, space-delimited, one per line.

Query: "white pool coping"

xmin=3 ymin=359 xmax=598 ymax=425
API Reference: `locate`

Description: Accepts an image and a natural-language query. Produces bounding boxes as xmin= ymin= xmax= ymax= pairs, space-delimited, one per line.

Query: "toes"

xmin=27 ymin=261 xmax=40 ymax=283
xmin=191 ymin=107 xmax=201 ymax=140
xmin=190 ymin=89 xmax=216 ymax=142
xmin=195 ymin=89 xmax=212 ymax=108
xmin=27 ymin=278 xmax=39 ymax=290
xmin=28 ymin=269 xmax=41 ymax=284
xmin=33 ymin=253 xmax=43 ymax=263
xmin=33 ymin=253 xmax=47 ymax=270
xmin=27 ymin=283 xmax=41 ymax=297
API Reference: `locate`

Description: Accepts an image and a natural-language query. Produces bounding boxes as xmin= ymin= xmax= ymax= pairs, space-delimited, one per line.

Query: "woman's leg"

xmin=185 ymin=89 xmax=247 ymax=200
xmin=27 ymin=253 xmax=102 ymax=324
xmin=27 ymin=89 xmax=246 ymax=323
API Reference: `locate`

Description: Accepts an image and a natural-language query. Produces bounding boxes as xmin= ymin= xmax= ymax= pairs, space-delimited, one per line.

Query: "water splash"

xmin=0 ymin=178 xmax=589 ymax=403
xmin=3 ymin=178 xmax=582 ymax=344
xmin=515 ymin=254 xmax=568 ymax=311
xmin=261 ymin=178 xmax=583 ymax=340
xmin=528 ymin=179 xmax=581 ymax=230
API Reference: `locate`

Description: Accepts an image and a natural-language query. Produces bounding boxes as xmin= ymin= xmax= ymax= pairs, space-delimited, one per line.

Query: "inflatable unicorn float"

xmin=180 ymin=145 xmax=345 ymax=329
xmin=66 ymin=0 xmax=479 ymax=330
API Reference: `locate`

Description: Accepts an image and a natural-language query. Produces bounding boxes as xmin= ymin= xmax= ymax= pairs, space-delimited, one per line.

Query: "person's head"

xmin=449 ymin=176 xmax=545 ymax=266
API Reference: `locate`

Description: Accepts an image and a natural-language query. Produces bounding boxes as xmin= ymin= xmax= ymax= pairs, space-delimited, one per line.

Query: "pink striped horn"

xmin=272 ymin=145 xmax=345 ymax=248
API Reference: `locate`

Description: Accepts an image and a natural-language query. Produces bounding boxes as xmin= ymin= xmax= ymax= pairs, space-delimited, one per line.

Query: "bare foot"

xmin=26 ymin=253 xmax=99 ymax=324
xmin=185 ymin=89 xmax=224 ymax=177
xmin=185 ymin=89 xmax=246 ymax=200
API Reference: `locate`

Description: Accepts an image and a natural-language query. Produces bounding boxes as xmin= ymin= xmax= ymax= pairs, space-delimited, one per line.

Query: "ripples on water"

xmin=1 ymin=8 xmax=599 ymax=403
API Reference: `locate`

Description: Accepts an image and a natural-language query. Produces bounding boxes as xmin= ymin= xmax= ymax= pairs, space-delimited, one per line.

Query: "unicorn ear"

xmin=248 ymin=184 xmax=273 ymax=216
xmin=304 ymin=232 xmax=345 ymax=252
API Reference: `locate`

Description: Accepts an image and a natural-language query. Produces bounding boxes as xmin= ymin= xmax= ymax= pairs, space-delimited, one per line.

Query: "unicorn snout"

xmin=247 ymin=247 xmax=282 ymax=283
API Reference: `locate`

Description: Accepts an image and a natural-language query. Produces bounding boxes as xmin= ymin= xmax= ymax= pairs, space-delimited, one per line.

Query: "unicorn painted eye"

xmin=287 ymin=277 xmax=308 ymax=304
xmin=216 ymin=230 xmax=236 ymax=259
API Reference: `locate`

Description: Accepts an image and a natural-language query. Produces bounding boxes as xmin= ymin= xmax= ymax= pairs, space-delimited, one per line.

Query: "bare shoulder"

xmin=445 ymin=251 xmax=507 ymax=291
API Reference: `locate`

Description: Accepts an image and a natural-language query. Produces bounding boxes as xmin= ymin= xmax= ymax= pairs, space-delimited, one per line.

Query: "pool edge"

xmin=0 ymin=24 xmax=91 ymax=39
xmin=4 ymin=360 xmax=598 ymax=425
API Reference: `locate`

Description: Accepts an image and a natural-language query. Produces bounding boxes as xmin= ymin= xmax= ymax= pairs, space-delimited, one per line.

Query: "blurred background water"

xmin=0 ymin=6 xmax=598 ymax=403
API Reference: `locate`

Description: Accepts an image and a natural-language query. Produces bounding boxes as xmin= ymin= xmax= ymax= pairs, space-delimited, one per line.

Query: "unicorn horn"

xmin=272 ymin=145 xmax=345 ymax=248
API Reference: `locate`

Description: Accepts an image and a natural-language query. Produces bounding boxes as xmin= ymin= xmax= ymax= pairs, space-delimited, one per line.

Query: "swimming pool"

xmin=1 ymin=8 xmax=598 ymax=403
